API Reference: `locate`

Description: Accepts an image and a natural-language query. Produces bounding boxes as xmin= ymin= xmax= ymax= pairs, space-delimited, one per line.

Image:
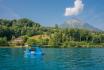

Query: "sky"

xmin=0 ymin=0 xmax=104 ymax=30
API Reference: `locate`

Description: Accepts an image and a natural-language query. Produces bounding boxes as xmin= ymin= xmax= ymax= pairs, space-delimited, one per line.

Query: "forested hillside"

xmin=0 ymin=18 xmax=104 ymax=47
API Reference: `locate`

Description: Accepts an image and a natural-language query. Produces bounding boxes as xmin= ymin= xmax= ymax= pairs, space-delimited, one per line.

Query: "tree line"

xmin=0 ymin=18 xmax=104 ymax=47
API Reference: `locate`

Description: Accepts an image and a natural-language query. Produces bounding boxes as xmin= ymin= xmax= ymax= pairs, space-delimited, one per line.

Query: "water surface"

xmin=0 ymin=48 xmax=104 ymax=70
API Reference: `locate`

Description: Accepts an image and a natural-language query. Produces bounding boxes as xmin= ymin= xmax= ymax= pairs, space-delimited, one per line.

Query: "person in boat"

xmin=29 ymin=48 xmax=36 ymax=52
xmin=25 ymin=47 xmax=43 ymax=55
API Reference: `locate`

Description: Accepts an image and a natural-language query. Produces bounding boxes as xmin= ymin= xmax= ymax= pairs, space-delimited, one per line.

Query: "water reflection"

xmin=24 ymin=53 xmax=44 ymax=59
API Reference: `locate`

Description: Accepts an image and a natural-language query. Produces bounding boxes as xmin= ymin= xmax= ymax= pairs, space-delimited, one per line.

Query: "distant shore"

xmin=0 ymin=44 xmax=104 ymax=48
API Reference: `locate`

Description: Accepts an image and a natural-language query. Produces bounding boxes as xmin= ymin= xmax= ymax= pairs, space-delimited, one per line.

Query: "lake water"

xmin=0 ymin=48 xmax=104 ymax=70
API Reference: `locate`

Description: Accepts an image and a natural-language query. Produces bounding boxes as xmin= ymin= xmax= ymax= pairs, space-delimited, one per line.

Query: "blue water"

xmin=0 ymin=48 xmax=104 ymax=70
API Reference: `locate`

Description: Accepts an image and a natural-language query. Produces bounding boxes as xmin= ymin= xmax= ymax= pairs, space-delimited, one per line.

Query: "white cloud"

xmin=65 ymin=0 xmax=84 ymax=16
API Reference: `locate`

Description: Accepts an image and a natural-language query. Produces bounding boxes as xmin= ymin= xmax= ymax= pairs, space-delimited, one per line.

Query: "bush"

xmin=26 ymin=38 xmax=37 ymax=45
xmin=0 ymin=37 xmax=9 ymax=46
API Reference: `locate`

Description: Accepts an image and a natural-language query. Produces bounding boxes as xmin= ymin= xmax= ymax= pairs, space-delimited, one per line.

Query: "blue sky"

xmin=0 ymin=0 xmax=104 ymax=30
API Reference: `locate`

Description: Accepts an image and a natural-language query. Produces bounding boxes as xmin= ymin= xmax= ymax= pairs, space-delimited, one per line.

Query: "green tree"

xmin=0 ymin=37 xmax=8 ymax=46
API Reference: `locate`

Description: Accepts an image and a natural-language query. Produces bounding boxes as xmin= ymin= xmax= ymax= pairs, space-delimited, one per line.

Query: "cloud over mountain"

xmin=65 ymin=0 xmax=84 ymax=16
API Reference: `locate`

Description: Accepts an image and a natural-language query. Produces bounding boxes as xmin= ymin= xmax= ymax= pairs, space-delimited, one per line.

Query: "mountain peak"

xmin=60 ymin=18 xmax=101 ymax=32
xmin=65 ymin=18 xmax=85 ymax=27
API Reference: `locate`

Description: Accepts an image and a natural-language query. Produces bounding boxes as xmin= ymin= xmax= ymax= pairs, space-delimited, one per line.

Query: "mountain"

xmin=60 ymin=18 xmax=101 ymax=31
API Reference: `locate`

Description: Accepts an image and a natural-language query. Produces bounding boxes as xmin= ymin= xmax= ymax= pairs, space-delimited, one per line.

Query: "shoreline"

xmin=0 ymin=45 xmax=104 ymax=48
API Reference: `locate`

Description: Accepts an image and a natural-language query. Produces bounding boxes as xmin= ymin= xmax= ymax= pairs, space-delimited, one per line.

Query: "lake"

xmin=0 ymin=48 xmax=104 ymax=70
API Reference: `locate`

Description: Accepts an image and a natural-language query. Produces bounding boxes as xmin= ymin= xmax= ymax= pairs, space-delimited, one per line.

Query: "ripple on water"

xmin=0 ymin=48 xmax=104 ymax=70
